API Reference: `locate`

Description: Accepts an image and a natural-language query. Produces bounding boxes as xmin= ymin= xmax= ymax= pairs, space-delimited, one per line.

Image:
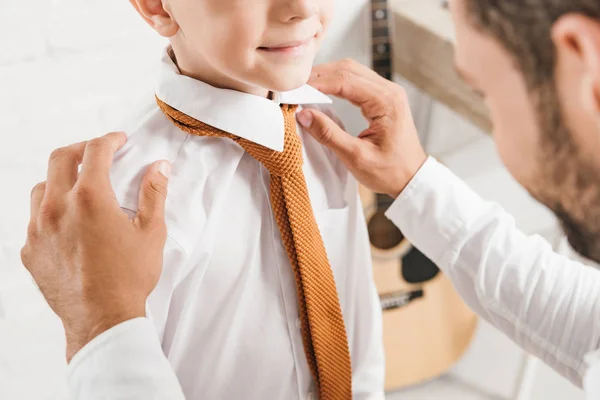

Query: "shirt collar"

xmin=155 ymin=48 xmax=332 ymax=152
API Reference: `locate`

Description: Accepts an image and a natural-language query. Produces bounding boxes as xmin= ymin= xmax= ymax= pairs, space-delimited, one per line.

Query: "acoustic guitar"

xmin=367 ymin=0 xmax=478 ymax=390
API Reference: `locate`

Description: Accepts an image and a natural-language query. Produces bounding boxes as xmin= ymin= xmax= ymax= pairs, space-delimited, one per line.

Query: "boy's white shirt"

xmin=67 ymin=48 xmax=385 ymax=400
xmin=69 ymin=156 xmax=600 ymax=400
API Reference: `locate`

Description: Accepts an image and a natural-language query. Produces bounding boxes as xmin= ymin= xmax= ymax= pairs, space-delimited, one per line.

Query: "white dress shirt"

xmin=68 ymin=50 xmax=385 ymax=400
xmin=386 ymin=157 xmax=600 ymax=399
xmin=69 ymin=156 xmax=600 ymax=399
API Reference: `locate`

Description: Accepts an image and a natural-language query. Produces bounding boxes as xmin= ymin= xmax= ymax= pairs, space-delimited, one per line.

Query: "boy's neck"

xmin=168 ymin=46 xmax=271 ymax=99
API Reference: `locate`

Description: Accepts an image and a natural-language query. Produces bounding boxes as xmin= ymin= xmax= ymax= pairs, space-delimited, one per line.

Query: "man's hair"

xmin=465 ymin=0 xmax=600 ymax=91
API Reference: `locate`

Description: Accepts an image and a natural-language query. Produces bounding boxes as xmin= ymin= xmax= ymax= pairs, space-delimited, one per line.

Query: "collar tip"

xmin=270 ymin=140 xmax=285 ymax=152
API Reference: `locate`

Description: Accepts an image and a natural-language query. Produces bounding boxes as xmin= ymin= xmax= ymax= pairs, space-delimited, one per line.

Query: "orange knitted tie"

xmin=156 ymin=97 xmax=352 ymax=399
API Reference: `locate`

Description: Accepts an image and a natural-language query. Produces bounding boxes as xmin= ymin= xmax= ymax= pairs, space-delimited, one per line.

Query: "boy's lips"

xmin=258 ymin=36 xmax=315 ymax=56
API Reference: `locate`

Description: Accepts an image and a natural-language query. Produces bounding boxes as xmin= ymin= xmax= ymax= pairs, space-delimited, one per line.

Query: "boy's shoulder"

xmin=109 ymin=91 xmax=188 ymax=212
xmin=108 ymin=99 xmax=353 ymax=211
xmin=299 ymin=105 xmax=358 ymax=208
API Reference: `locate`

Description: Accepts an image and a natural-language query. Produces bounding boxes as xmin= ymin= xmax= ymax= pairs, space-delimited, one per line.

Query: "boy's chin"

xmin=261 ymin=64 xmax=313 ymax=93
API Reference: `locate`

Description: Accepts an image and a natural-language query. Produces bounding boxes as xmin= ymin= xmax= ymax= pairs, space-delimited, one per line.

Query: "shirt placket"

xmin=259 ymin=162 xmax=315 ymax=400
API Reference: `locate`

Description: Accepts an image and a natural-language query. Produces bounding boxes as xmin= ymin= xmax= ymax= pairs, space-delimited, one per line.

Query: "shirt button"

xmin=296 ymin=318 xmax=302 ymax=329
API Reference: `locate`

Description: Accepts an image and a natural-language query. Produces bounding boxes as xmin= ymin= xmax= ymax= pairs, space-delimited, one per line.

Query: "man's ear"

xmin=129 ymin=0 xmax=179 ymax=37
xmin=553 ymin=14 xmax=600 ymax=116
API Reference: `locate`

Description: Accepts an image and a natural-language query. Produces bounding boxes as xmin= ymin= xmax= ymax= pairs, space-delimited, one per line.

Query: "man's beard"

xmin=552 ymin=204 xmax=600 ymax=263
xmin=528 ymin=87 xmax=600 ymax=264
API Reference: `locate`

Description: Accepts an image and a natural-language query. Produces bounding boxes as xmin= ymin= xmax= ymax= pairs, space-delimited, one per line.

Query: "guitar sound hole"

xmin=402 ymin=247 xmax=440 ymax=284
xmin=367 ymin=210 xmax=405 ymax=250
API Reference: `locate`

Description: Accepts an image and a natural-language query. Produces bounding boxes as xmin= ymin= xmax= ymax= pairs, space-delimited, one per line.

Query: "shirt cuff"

xmin=67 ymin=318 xmax=148 ymax=374
xmin=68 ymin=317 xmax=183 ymax=399
xmin=385 ymin=156 xmax=489 ymax=266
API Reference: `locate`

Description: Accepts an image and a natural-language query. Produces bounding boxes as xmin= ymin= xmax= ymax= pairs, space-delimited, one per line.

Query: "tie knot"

xmin=242 ymin=105 xmax=302 ymax=177
xmin=155 ymin=97 xmax=302 ymax=177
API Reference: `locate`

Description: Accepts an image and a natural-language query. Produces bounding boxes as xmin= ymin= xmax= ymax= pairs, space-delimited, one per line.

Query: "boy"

xmin=111 ymin=0 xmax=384 ymax=398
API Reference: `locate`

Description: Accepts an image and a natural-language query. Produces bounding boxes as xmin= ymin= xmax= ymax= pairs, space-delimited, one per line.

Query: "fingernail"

xmin=158 ymin=161 xmax=171 ymax=179
xmin=297 ymin=111 xmax=313 ymax=128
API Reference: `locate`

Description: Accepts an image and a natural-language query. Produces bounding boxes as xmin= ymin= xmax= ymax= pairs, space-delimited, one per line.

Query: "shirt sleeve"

xmin=385 ymin=157 xmax=600 ymax=388
xmin=67 ymin=317 xmax=185 ymax=400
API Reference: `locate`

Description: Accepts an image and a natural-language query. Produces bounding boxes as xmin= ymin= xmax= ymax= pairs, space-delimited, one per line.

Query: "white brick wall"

xmin=0 ymin=1 xmax=584 ymax=399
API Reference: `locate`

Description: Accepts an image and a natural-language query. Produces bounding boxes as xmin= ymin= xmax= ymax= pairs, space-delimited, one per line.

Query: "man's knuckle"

xmin=149 ymin=180 xmax=167 ymax=196
xmin=20 ymin=246 xmax=30 ymax=268
xmin=39 ymin=202 xmax=62 ymax=227
xmin=50 ymin=147 xmax=67 ymax=159
xmin=318 ymin=125 xmax=335 ymax=145
xmin=137 ymin=212 xmax=166 ymax=236
xmin=336 ymin=69 xmax=352 ymax=83
xmin=392 ymin=86 xmax=408 ymax=105
xmin=396 ymin=84 xmax=407 ymax=97
xmin=152 ymin=220 xmax=168 ymax=236
xmin=49 ymin=147 xmax=69 ymax=163
xmin=382 ymin=90 xmax=395 ymax=104
xmin=31 ymin=181 xmax=46 ymax=198
xmin=339 ymin=58 xmax=355 ymax=70
xmin=73 ymin=184 xmax=96 ymax=208
xmin=381 ymin=95 xmax=398 ymax=115
xmin=26 ymin=221 xmax=38 ymax=239
xmin=86 ymin=137 xmax=109 ymax=152
xmin=349 ymin=143 xmax=364 ymax=162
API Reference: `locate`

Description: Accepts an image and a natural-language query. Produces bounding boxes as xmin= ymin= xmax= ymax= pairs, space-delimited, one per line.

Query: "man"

xmin=20 ymin=0 xmax=600 ymax=398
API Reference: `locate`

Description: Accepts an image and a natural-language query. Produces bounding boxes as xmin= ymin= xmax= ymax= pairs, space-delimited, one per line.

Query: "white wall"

xmin=0 ymin=1 xmax=586 ymax=399
xmin=1 ymin=2 xmax=167 ymax=398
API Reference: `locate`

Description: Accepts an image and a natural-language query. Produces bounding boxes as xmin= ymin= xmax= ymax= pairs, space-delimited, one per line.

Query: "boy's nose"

xmin=279 ymin=0 xmax=319 ymax=21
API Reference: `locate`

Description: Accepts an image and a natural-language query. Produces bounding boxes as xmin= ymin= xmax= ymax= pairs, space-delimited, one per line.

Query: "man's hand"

xmin=20 ymin=132 xmax=171 ymax=362
xmin=297 ymin=59 xmax=428 ymax=198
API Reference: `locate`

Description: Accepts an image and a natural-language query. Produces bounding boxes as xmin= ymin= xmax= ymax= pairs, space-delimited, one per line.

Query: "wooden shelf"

xmin=390 ymin=0 xmax=492 ymax=133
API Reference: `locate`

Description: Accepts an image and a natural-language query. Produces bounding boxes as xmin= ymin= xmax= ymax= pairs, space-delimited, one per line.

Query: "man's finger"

xmin=30 ymin=181 xmax=46 ymax=221
xmin=79 ymin=132 xmax=127 ymax=189
xmin=135 ymin=161 xmax=171 ymax=230
xmin=46 ymin=141 xmax=87 ymax=196
xmin=297 ymin=108 xmax=361 ymax=161
xmin=308 ymin=71 xmax=386 ymax=108
xmin=311 ymin=59 xmax=386 ymax=84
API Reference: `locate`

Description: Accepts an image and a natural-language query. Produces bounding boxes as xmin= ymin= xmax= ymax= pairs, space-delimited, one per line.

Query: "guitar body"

xmin=360 ymin=187 xmax=478 ymax=390
xmin=367 ymin=0 xmax=477 ymax=389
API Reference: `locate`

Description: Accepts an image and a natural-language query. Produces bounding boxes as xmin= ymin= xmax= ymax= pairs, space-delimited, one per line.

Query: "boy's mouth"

xmin=258 ymin=35 xmax=315 ymax=56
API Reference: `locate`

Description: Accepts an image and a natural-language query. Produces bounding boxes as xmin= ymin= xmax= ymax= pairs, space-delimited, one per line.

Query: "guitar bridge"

xmin=379 ymin=289 xmax=424 ymax=311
